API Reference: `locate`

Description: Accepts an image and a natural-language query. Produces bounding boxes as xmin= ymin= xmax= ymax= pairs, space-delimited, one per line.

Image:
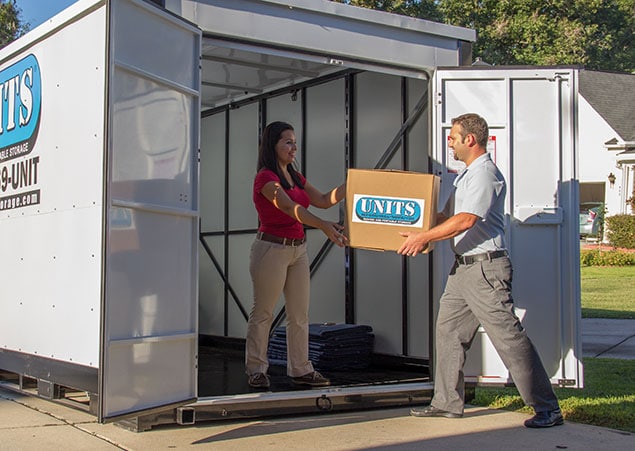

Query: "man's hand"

xmin=397 ymin=231 xmax=428 ymax=257
xmin=398 ymin=213 xmax=479 ymax=257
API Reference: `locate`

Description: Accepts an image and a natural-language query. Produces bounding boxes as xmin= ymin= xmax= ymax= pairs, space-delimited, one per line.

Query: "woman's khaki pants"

xmin=245 ymin=239 xmax=314 ymax=377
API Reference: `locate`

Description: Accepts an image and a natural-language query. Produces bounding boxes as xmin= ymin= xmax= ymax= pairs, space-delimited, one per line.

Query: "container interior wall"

xmin=198 ymin=69 xmax=434 ymax=382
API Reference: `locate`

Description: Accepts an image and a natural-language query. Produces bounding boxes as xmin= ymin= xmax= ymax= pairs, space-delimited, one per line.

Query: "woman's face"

xmin=275 ymin=129 xmax=297 ymax=168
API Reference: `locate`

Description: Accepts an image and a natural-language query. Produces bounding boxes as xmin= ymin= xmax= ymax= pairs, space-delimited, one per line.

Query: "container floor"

xmin=197 ymin=343 xmax=430 ymax=398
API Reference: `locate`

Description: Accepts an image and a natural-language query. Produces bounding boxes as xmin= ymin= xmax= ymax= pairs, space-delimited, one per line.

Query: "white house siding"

xmin=578 ymin=95 xmax=624 ymax=219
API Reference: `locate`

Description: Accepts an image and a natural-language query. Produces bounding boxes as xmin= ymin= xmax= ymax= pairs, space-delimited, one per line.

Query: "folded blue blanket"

xmin=267 ymin=323 xmax=375 ymax=371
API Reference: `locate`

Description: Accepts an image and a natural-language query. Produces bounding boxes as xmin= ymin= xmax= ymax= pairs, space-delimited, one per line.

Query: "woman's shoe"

xmin=291 ymin=371 xmax=330 ymax=387
xmin=248 ymin=372 xmax=271 ymax=388
xmin=410 ymin=405 xmax=463 ymax=418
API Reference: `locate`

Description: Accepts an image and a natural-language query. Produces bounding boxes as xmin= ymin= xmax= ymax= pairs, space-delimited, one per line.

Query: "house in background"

xmin=578 ymin=70 xmax=635 ymax=231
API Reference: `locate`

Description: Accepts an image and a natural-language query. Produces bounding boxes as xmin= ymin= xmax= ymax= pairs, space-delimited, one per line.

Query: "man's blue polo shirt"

xmin=450 ymin=152 xmax=507 ymax=256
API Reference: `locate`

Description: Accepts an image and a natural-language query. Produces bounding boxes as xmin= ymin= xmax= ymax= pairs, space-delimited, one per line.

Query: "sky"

xmin=15 ymin=0 xmax=80 ymax=30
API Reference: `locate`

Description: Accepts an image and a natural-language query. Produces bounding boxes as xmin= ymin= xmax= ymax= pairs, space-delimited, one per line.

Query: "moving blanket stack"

xmin=268 ymin=323 xmax=375 ymax=371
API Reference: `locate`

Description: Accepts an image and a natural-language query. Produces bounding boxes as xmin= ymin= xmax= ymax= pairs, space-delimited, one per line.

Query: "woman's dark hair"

xmin=257 ymin=121 xmax=304 ymax=190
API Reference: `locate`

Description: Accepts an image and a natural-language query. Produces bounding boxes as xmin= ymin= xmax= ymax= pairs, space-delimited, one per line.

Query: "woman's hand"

xmin=321 ymin=221 xmax=348 ymax=247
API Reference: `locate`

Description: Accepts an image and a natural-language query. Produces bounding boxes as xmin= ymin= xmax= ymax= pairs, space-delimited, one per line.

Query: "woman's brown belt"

xmin=257 ymin=231 xmax=306 ymax=246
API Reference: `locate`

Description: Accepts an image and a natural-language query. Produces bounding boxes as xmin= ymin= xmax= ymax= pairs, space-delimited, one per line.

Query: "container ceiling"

xmin=200 ymin=38 xmax=346 ymax=110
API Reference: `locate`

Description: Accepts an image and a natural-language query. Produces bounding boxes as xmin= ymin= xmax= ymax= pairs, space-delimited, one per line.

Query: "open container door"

xmin=432 ymin=67 xmax=583 ymax=388
xmin=100 ymin=0 xmax=201 ymax=423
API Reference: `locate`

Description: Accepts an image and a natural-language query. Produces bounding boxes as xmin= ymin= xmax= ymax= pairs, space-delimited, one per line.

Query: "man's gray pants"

xmin=432 ymin=256 xmax=560 ymax=415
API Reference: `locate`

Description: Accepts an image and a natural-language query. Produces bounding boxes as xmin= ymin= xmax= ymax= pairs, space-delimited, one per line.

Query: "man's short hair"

xmin=451 ymin=113 xmax=489 ymax=148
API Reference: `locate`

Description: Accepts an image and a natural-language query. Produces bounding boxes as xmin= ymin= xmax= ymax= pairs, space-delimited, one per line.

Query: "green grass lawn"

xmin=472 ymin=265 xmax=635 ymax=432
xmin=581 ymin=266 xmax=635 ymax=319
xmin=474 ymin=358 xmax=635 ymax=432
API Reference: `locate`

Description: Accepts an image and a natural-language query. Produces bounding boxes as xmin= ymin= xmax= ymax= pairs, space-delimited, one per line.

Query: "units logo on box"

xmin=0 ymin=54 xmax=41 ymax=211
xmin=353 ymin=194 xmax=424 ymax=227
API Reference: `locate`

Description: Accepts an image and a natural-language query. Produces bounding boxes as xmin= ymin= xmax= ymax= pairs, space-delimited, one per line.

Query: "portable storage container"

xmin=0 ymin=0 xmax=582 ymax=431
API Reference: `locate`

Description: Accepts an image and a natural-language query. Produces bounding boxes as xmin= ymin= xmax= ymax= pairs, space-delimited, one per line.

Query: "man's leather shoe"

xmin=524 ymin=408 xmax=564 ymax=428
xmin=410 ymin=405 xmax=463 ymax=418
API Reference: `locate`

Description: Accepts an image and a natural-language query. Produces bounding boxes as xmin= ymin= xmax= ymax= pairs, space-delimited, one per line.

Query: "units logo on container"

xmin=0 ymin=54 xmax=41 ymax=212
xmin=353 ymin=194 xmax=424 ymax=228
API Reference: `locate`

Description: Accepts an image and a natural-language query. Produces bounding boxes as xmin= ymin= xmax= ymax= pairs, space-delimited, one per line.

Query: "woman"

xmin=245 ymin=121 xmax=346 ymax=389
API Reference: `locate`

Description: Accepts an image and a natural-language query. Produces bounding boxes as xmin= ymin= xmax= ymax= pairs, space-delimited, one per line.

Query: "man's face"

xmin=448 ymin=123 xmax=469 ymax=162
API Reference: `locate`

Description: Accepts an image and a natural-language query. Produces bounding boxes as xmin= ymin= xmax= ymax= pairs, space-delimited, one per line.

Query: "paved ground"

xmin=581 ymin=318 xmax=635 ymax=360
xmin=0 ymin=318 xmax=633 ymax=450
xmin=1 ymin=388 xmax=634 ymax=450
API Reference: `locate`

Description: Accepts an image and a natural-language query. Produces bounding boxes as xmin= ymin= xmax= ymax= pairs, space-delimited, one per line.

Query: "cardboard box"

xmin=346 ymin=169 xmax=440 ymax=253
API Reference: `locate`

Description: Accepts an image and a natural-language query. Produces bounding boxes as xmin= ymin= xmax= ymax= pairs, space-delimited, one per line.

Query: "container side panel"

xmin=511 ymin=80 xmax=560 ymax=211
xmin=107 ymin=209 xmax=195 ymax=339
xmin=354 ymin=72 xmax=403 ymax=170
xmin=267 ymin=94 xmax=303 ymax=152
xmin=227 ymin=234 xmax=253 ymax=338
xmin=227 ymin=104 xmax=258 ymax=230
xmin=305 ymin=79 xmax=346 ymax=224
xmin=509 ymin=79 xmax=563 ymax=376
xmin=442 ymin=78 xmax=507 ymax=125
xmin=1 ymin=211 xmax=102 ymax=366
xmin=0 ymin=4 xmax=107 ymax=368
xmin=406 ymin=77 xmax=433 ymax=358
xmin=198 ymin=113 xmax=227 ymax=336
xmin=198 ymin=235 xmax=226 ymax=336
xmin=353 ymin=72 xmax=407 ymax=354
xmin=103 ymin=337 xmax=196 ymax=417
xmin=405 ymin=78 xmax=430 ymax=174
xmin=114 ymin=0 xmax=198 ymax=89
xmin=200 ymin=114 xmax=226 ymax=232
xmin=307 ymin=237 xmax=347 ymax=324
xmin=305 ymin=79 xmax=347 ymax=323
xmin=355 ymin=252 xmax=404 ymax=354
xmin=406 ymin=237 xmax=433 ymax=358
xmin=110 ymin=70 xmax=195 ymax=210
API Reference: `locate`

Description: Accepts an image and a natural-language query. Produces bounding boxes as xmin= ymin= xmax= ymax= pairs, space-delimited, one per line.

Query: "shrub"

xmin=606 ymin=215 xmax=635 ymax=249
xmin=580 ymin=249 xmax=635 ymax=266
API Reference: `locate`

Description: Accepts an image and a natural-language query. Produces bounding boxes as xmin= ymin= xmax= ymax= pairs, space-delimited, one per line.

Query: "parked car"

xmin=579 ymin=202 xmax=603 ymax=238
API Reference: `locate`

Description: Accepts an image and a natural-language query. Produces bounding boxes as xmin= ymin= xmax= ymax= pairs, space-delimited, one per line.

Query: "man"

xmin=398 ymin=113 xmax=563 ymax=428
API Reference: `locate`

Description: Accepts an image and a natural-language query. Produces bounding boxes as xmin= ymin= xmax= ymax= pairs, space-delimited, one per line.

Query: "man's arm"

xmin=397 ymin=212 xmax=479 ymax=256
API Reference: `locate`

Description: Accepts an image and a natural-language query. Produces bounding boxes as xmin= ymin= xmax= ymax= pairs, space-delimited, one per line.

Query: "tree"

xmin=0 ymin=0 xmax=29 ymax=49
xmin=438 ymin=0 xmax=635 ymax=72
xmin=331 ymin=0 xmax=635 ymax=73
xmin=330 ymin=0 xmax=442 ymax=22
